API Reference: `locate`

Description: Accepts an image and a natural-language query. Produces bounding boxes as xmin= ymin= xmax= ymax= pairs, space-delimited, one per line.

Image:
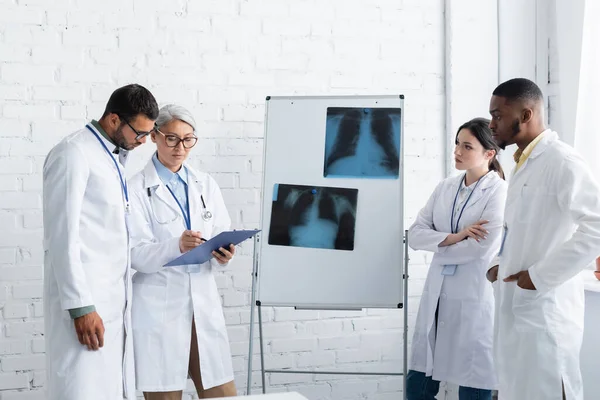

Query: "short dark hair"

xmin=102 ymin=84 xmax=159 ymax=122
xmin=492 ymin=78 xmax=543 ymax=104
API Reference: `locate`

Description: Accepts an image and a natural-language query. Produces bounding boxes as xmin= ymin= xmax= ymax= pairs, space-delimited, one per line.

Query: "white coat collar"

xmin=142 ymin=156 xmax=208 ymax=232
xmin=142 ymin=156 xmax=203 ymax=189
xmin=453 ymin=169 xmax=498 ymax=190
xmin=452 ymin=170 xmax=500 ymax=211
xmin=143 ymin=157 xmax=162 ymax=189
xmin=510 ymin=129 xmax=557 ymax=180
xmin=526 ymin=129 xmax=557 ymax=160
xmin=86 ymin=122 xmax=130 ymax=166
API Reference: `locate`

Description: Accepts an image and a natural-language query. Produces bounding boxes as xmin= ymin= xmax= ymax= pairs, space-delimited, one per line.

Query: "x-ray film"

xmin=323 ymin=107 xmax=401 ymax=178
xmin=268 ymin=183 xmax=358 ymax=251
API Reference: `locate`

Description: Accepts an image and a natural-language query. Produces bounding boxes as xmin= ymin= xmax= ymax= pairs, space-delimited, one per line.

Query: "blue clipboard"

xmin=164 ymin=229 xmax=260 ymax=267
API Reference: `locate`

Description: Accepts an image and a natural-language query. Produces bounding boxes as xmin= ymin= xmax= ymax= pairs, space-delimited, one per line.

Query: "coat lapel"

xmin=143 ymin=159 xmax=180 ymax=216
xmin=154 ymin=185 xmax=181 ymax=215
xmin=510 ymin=129 xmax=556 ymax=180
xmin=461 ymin=172 xmax=497 ymax=212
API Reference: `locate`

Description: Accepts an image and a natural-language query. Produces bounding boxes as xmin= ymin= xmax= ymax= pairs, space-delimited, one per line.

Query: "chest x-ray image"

xmin=268 ymin=183 xmax=358 ymax=251
xmin=324 ymin=107 xmax=401 ymax=178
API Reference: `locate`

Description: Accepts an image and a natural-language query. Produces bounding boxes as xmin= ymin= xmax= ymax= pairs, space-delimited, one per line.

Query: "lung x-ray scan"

xmin=268 ymin=184 xmax=358 ymax=251
xmin=324 ymin=107 xmax=401 ymax=178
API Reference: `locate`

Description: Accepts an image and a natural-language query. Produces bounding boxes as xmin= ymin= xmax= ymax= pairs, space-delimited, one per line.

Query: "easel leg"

xmin=258 ymin=303 xmax=267 ymax=394
xmin=404 ymin=229 xmax=409 ymax=400
xmin=247 ymin=297 xmax=256 ymax=394
xmin=246 ymin=232 xmax=410 ymax=398
xmin=247 ymin=234 xmax=260 ymax=395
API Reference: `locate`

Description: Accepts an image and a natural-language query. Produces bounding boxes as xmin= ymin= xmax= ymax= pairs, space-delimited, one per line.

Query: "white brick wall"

xmin=0 ymin=0 xmax=451 ymax=399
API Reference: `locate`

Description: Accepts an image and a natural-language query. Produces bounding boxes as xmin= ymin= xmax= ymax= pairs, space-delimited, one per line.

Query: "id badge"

xmin=124 ymin=206 xmax=131 ymax=233
xmin=498 ymin=223 xmax=508 ymax=256
xmin=441 ymin=264 xmax=457 ymax=276
xmin=186 ymin=264 xmax=201 ymax=273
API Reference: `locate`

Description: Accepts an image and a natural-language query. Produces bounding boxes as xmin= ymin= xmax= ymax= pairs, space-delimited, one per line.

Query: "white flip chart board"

xmin=256 ymin=95 xmax=405 ymax=309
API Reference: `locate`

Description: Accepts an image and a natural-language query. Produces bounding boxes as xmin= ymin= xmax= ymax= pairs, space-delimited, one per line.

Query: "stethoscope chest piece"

xmin=200 ymin=194 xmax=212 ymax=221
xmin=202 ymin=210 xmax=213 ymax=221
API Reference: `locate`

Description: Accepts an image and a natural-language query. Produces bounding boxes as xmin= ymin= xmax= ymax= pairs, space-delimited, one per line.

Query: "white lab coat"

xmin=494 ymin=130 xmax=600 ymax=400
xmin=408 ymin=171 xmax=507 ymax=390
xmin=42 ymin=125 xmax=135 ymax=400
xmin=128 ymin=158 xmax=234 ymax=391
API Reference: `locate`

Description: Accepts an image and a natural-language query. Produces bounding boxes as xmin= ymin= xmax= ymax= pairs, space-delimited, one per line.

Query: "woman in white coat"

xmin=128 ymin=104 xmax=237 ymax=399
xmin=406 ymin=118 xmax=507 ymax=400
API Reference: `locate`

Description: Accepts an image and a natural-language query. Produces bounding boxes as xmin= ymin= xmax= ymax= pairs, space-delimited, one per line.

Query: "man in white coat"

xmin=486 ymin=78 xmax=600 ymax=400
xmin=43 ymin=84 xmax=159 ymax=400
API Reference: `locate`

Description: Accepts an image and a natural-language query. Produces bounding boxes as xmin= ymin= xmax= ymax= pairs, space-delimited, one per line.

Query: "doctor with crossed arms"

xmin=128 ymin=104 xmax=237 ymax=399
xmin=407 ymin=118 xmax=507 ymax=400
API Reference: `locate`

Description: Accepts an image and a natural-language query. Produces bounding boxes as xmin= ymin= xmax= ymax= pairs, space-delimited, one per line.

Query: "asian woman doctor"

xmin=406 ymin=118 xmax=507 ymax=400
xmin=128 ymin=104 xmax=237 ymax=399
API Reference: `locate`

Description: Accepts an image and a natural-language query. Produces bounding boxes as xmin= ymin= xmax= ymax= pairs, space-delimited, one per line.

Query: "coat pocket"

xmin=512 ymin=286 xmax=554 ymax=332
xmin=132 ymin=283 xmax=167 ymax=331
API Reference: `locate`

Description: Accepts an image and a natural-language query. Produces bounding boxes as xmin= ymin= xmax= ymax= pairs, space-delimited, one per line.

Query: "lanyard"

xmin=86 ymin=125 xmax=129 ymax=210
xmin=165 ymin=184 xmax=191 ymax=230
xmin=450 ymin=173 xmax=487 ymax=233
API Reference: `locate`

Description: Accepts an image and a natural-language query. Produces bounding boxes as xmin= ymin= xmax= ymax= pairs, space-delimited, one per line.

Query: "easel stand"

xmin=246 ymin=231 xmax=410 ymax=400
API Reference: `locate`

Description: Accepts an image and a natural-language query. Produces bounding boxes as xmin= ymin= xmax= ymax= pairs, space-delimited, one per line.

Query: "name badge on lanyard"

xmin=442 ymin=173 xmax=486 ymax=276
xmin=441 ymin=265 xmax=457 ymax=275
xmin=87 ymin=125 xmax=130 ymax=215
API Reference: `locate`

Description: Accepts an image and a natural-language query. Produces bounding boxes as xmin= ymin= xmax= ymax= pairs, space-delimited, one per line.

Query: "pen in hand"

xmin=179 ymin=230 xmax=204 ymax=253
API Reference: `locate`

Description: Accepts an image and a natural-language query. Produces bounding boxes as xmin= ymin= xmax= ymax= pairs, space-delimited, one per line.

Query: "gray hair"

xmin=155 ymin=104 xmax=196 ymax=132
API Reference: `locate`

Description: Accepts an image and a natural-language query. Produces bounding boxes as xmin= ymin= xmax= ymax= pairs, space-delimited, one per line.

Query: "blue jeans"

xmin=406 ymin=370 xmax=492 ymax=400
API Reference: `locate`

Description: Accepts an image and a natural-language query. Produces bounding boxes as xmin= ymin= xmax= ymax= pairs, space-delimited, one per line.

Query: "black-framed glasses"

xmin=118 ymin=115 xmax=156 ymax=140
xmin=156 ymin=129 xmax=198 ymax=149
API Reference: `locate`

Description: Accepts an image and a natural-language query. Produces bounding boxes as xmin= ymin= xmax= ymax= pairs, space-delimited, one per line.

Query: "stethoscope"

xmin=200 ymin=195 xmax=213 ymax=222
xmin=147 ymin=187 xmax=213 ymax=226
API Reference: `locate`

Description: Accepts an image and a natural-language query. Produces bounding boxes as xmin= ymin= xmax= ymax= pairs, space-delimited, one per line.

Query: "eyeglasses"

xmin=156 ymin=129 xmax=198 ymax=149
xmin=118 ymin=115 xmax=156 ymax=141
